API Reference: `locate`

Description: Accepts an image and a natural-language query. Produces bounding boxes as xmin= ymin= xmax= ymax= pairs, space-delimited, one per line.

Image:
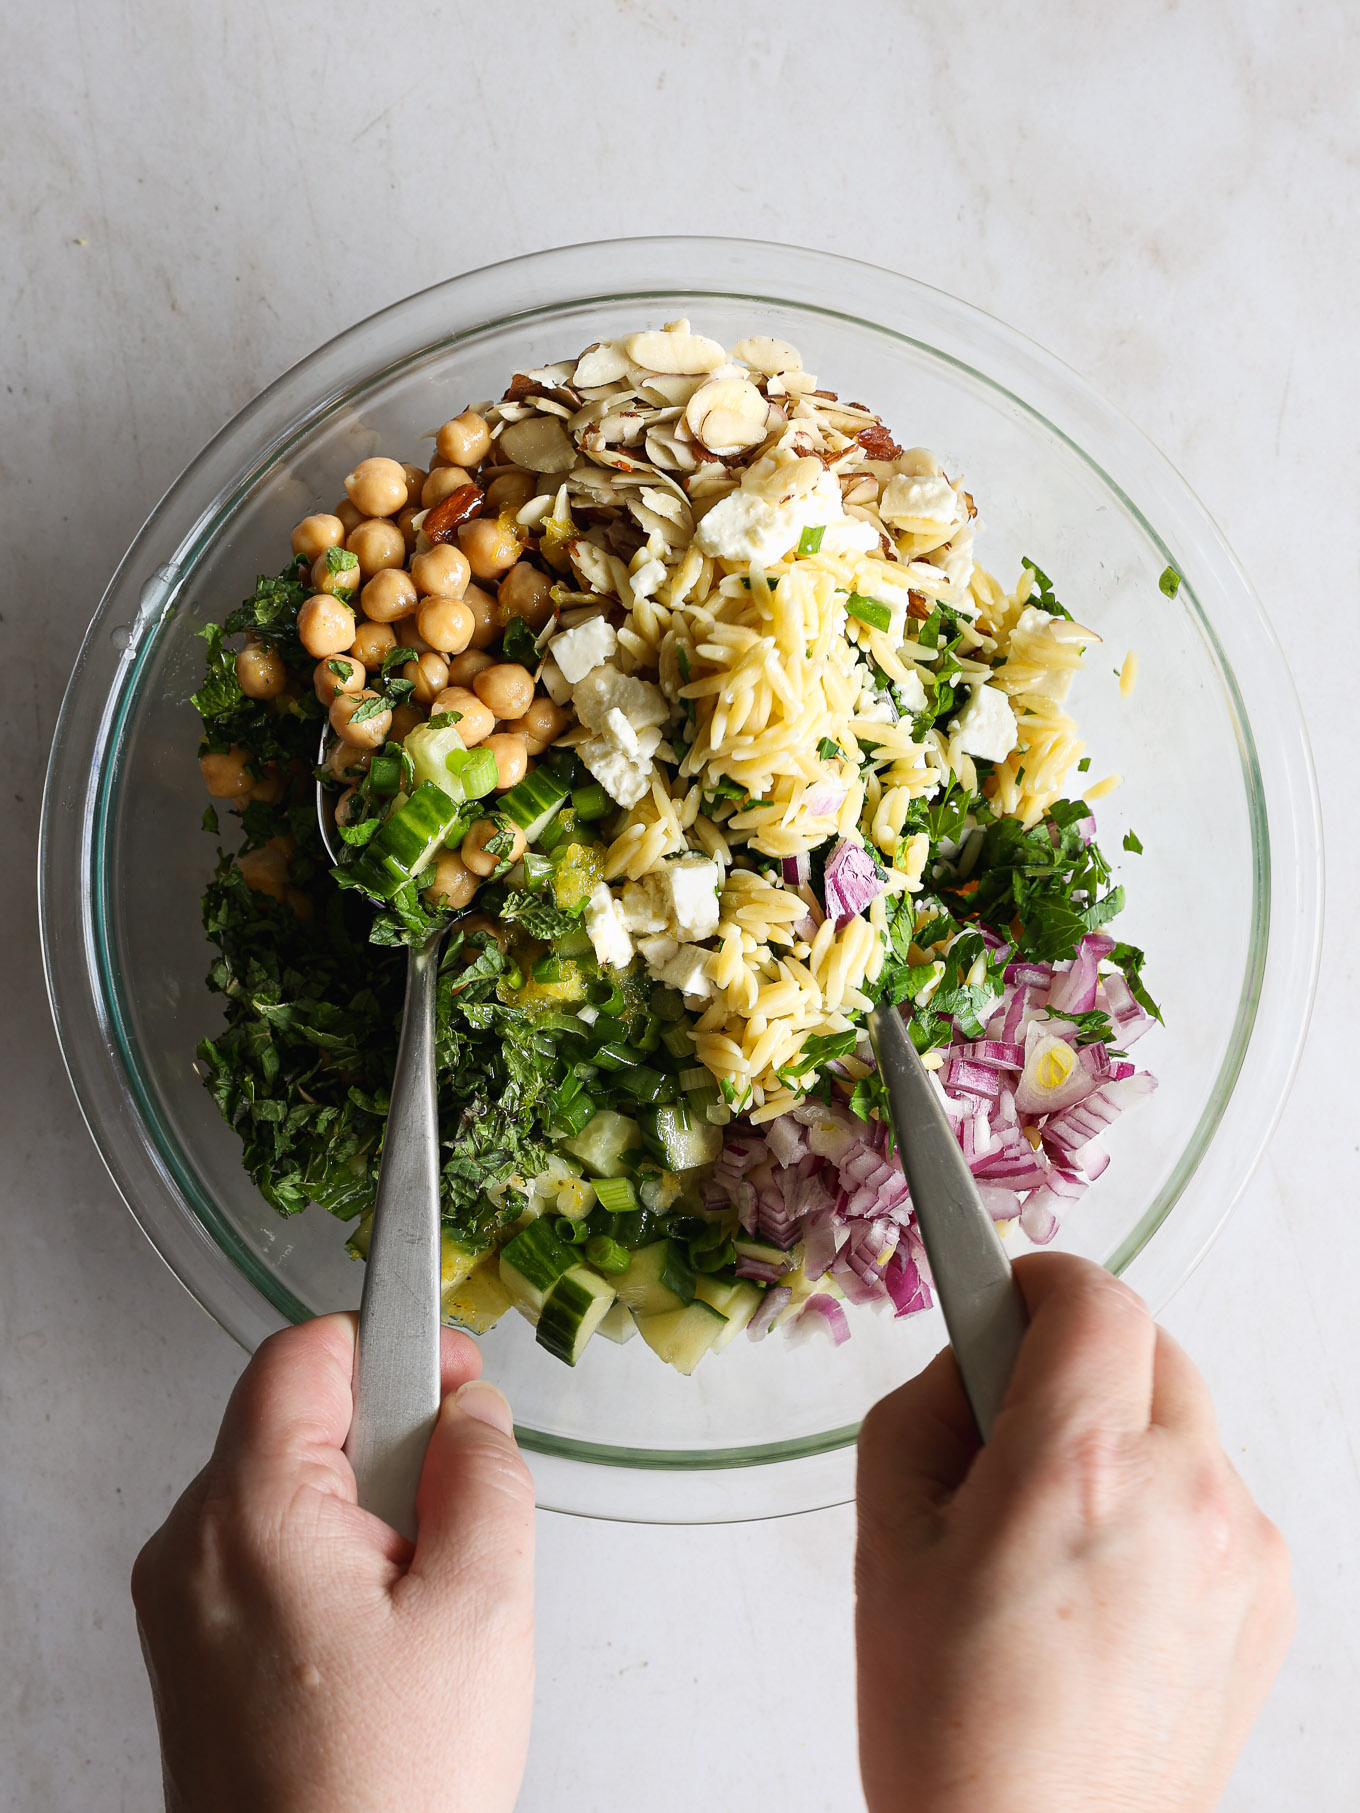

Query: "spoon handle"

xmin=345 ymin=933 xmax=444 ymax=1539
xmin=868 ymin=1005 xmax=1029 ymax=1440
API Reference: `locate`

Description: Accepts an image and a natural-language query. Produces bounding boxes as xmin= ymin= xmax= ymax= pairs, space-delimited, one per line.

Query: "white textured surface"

xmin=3 ymin=3 xmax=1355 ymax=1807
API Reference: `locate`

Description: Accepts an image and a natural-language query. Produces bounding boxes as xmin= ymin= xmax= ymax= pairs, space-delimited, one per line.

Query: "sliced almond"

xmin=684 ymin=377 xmax=769 ymax=454
xmin=733 ymin=335 xmax=802 ymax=376
xmin=497 ymin=414 xmax=577 ymax=473
xmin=573 ymin=341 xmax=631 ymax=387
xmin=624 ymin=330 xmax=727 ymax=375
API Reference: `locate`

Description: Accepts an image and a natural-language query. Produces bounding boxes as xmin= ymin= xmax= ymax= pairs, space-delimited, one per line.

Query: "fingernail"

xmin=454 ymin=1380 xmax=515 ymax=1436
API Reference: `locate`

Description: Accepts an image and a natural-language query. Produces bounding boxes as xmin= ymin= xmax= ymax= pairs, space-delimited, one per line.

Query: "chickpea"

xmin=347 ymin=517 xmax=407 ymax=580
xmin=436 ymin=410 xmax=492 ymax=468
xmin=390 ymin=702 xmax=424 ymax=740
xmin=286 ymin=888 xmax=315 ymax=922
xmin=458 ymin=516 xmax=522 ymax=581
xmin=430 ymin=686 xmax=494 ymax=746
xmin=313 ymin=652 xmax=365 ymax=705
xmin=237 ymin=845 xmax=290 ymax=900
xmin=410 ymin=542 xmax=471 ymax=599
xmin=456 ymin=914 xmax=511 ymax=952
xmin=446 ymin=648 xmax=495 ymax=687
xmin=464 ymin=582 xmax=500 ymax=649
xmin=334 ymin=786 xmax=364 ymax=828
xmin=310 ymin=551 xmax=360 ymax=597
xmin=360 ymin=567 xmax=418 ymax=624
xmin=344 ymin=456 xmax=408 ymax=518
xmin=472 ymin=662 xmax=535 ymax=721
xmin=424 ymin=850 xmax=478 ymax=911
xmin=331 ymin=689 xmax=392 ymax=749
xmin=327 ymin=741 xmax=370 ymax=781
xmin=395 ymin=504 xmax=422 ymax=552
xmin=461 ymin=817 xmax=526 ymax=877
xmin=393 ymin=615 xmax=433 ymax=654
xmin=404 ymin=651 xmax=450 ymax=705
xmin=235 ymin=641 xmax=286 ymax=700
xmin=484 ymin=469 xmax=537 ymax=514
xmin=496 ymin=560 xmax=555 ymax=631
xmin=200 ymin=746 xmax=252 ymax=799
xmin=333 ymin=498 xmax=364 ymax=533
xmin=416 ymin=594 xmax=475 ymax=656
xmin=421 ymin=465 xmax=474 ymax=509
xmin=297 ymin=594 xmax=358 ymax=658
xmin=350 ymin=619 xmax=397 ymax=670
xmin=485 ymin=733 xmax=529 ymax=791
xmin=501 ymin=695 xmax=570 ymax=755
xmin=401 ymin=462 xmax=428 ymax=503
xmin=290 ymin=513 xmax=346 ymax=562
xmin=248 ymin=768 xmax=285 ymax=804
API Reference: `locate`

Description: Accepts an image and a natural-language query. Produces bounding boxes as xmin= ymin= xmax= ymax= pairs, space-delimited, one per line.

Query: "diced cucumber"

xmin=498 ymin=1217 xmax=577 ymax=1319
xmin=696 ymin=1276 xmax=764 ymax=1351
xmin=563 ymin=1107 xmax=643 ymax=1178
xmin=596 ymin=1298 xmax=638 ymax=1344
xmin=343 ymin=781 xmax=463 ymax=899
xmin=536 ymin=1266 xmax=618 ymax=1365
xmin=440 ymin=1232 xmax=480 ymax=1295
xmin=612 ymin=1239 xmax=697 ymax=1315
xmin=553 ymin=924 xmax=595 ymax=959
xmin=498 ymin=768 xmax=570 ymax=843
xmin=635 ymin=1300 xmax=728 ymax=1375
xmin=404 ymin=722 xmax=466 ymax=794
xmin=638 ymin=1100 xmax=724 ymax=1172
xmin=442 ymin=1258 xmax=512 ymax=1335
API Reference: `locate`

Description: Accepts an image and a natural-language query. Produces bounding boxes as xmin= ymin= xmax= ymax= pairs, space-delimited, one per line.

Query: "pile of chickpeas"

xmin=202 ymin=407 xmax=574 ymax=916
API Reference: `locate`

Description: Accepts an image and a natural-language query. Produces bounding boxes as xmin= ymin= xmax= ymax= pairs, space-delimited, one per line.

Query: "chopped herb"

xmin=797 ymin=524 xmax=826 ymax=555
xmin=816 ymin=737 xmax=841 ymax=761
xmin=325 ymin=546 xmax=359 ymax=575
xmin=1159 ymin=565 xmax=1182 ymax=597
xmin=1077 ymin=756 xmax=1091 ymax=773
xmin=1019 ymin=557 xmax=1073 ymax=620
xmin=845 ymin=593 xmax=892 ymax=633
xmin=1122 ymin=830 xmax=1143 ymax=855
xmin=501 ymin=616 xmax=539 ymax=667
xmin=202 ymin=805 xmax=219 ymax=835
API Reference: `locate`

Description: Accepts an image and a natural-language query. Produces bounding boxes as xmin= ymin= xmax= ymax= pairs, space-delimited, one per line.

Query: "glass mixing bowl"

xmin=40 ymin=238 xmax=1322 ymax=1521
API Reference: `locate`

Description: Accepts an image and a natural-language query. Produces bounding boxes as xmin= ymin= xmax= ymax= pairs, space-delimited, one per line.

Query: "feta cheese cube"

xmin=818 ymin=517 xmax=881 ymax=556
xmin=584 ymin=882 xmax=634 ymax=970
xmin=578 ymin=730 xmax=656 ymax=808
xmin=604 ymin=706 xmax=640 ymax=759
xmin=879 ymin=473 xmax=961 ymax=531
xmin=637 ymin=933 xmax=679 ymax=970
xmin=549 ymin=616 xmax=617 ymax=686
xmin=573 ymin=665 xmax=668 ymax=734
xmin=952 ymin=684 xmax=1019 ymax=763
xmin=619 ymin=874 xmax=669 ymax=934
xmin=660 ymin=854 xmax=721 ymax=941
xmin=657 ymin=944 xmax=713 ymax=1002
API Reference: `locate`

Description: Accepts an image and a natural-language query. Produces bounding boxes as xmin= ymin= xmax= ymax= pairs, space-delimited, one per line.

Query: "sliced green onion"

xmin=445 ymin=744 xmax=499 ymax=799
xmin=593 ymin=1042 xmax=639 ymax=1072
xmin=531 ymin=953 xmax=566 ymax=984
xmin=797 ymin=524 xmax=826 ymax=556
xmin=367 ymin=753 xmax=402 ymax=797
xmin=678 ymin=1065 xmax=712 ymax=1095
xmin=571 ymin=782 xmax=610 ymax=822
xmin=554 ymin=1215 xmax=592 ymax=1245
xmin=659 ymin=1023 xmax=694 ymax=1062
xmin=584 ymin=1234 xmax=631 ymax=1276
xmin=691 ymin=1237 xmax=737 ymax=1274
xmin=615 ymin=1064 xmax=672 ymax=1104
xmin=593 ymin=1176 xmax=638 ymax=1214
xmin=632 ymin=1014 xmax=661 ymax=1054
xmin=551 ymin=1092 xmax=597 ymax=1137
xmin=650 ymin=985 xmax=686 ymax=1022
xmin=846 ymin=592 xmax=893 ymax=633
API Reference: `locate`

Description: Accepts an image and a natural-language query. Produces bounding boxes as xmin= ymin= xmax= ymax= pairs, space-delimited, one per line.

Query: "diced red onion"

xmin=735 ymin=1257 xmax=787 ymax=1284
xmin=1015 ymin=1033 xmax=1099 ymax=1116
xmin=1004 ymin=960 xmax=1053 ymax=989
xmin=795 ymin=1294 xmax=852 ymax=1346
xmin=765 ymin=1115 xmax=807 ymax=1168
xmin=781 ymin=852 xmax=811 ymax=888
xmin=747 ymin=1284 xmax=792 ymax=1341
xmin=978 ymin=1183 xmax=1022 ymax=1221
xmin=822 ymin=838 xmax=886 ymax=928
xmin=954 ymin=1039 xmax=1026 ymax=1070
xmin=1020 ymin=1193 xmax=1060 ymax=1244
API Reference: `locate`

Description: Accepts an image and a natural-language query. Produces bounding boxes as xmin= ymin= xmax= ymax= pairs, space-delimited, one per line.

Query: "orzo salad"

xmin=194 ymin=321 xmax=1160 ymax=1373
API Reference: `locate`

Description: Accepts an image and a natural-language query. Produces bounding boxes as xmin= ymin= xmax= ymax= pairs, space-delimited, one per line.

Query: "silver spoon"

xmin=867 ymin=1003 xmax=1029 ymax=1439
xmin=318 ymin=742 xmax=444 ymax=1540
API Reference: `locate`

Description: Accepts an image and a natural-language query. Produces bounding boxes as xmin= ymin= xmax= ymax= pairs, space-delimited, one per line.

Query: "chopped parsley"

xmin=1159 ymin=565 xmax=1182 ymax=597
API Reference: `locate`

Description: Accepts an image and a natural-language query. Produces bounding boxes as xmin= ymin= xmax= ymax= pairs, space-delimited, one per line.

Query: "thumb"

xmin=409 ymin=1381 xmax=536 ymax=1605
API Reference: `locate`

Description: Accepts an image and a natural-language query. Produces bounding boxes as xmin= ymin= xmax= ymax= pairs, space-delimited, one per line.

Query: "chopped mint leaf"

xmin=1077 ymin=756 xmax=1091 ymax=773
xmin=1159 ymin=565 xmax=1181 ymax=597
xmin=816 ymin=737 xmax=841 ymax=761
xmin=202 ymin=805 xmax=219 ymax=835
xmin=501 ymin=616 xmax=539 ymax=667
xmin=1122 ymin=830 xmax=1143 ymax=854
xmin=325 ymin=546 xmax=359 ymax=574
xmin=1020 ymin=557 xmax=1073 ymax=620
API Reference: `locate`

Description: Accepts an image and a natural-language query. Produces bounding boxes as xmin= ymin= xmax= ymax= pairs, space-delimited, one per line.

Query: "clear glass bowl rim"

xmin=39 ymin=237 xmax=1323 ymax=1519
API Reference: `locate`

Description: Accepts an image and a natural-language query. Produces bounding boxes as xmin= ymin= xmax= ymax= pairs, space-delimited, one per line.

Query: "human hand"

xmin=132 ymin=1315 xmax=534 ymax=1813
xmin=855 ymin=1254 xmax=1293 ymax=1813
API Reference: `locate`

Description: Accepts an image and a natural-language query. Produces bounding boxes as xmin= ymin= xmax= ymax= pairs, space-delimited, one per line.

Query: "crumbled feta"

xmin=573 ymin=665 xmax=668 ymax=733
xmin=952 ymin=684 xmax=1019 ymax=763
xmin=603 ymin=706 xmax=640 ymax=759
xmin=879 ymin=473 xmax=961 ymax=530
xmin=694 ymin=466 xmax=863 ymax=567
xmin=577 ymin=726 xmax=660 ymax=808
xmin=660 ymin=854 xmax=721 ymax=940
xmin=637 ymin=933 xmax=678 ymax=969
xmin=584 ymin=882 xmax=634 ymax=969
xmin=539 ymin=655 xmax=573 ymax=706
xmin=619 ymin=877 xmax=669 ymax=934
xmin=818 ymin=517 xmax=880 ymax=556
xmin=895 ymin=666 xmax=929 ymax=714
xmin=635 ymin=933 xmax=713 ymax=1003
xmin=550 ymin=616 xmax=616 ymax=686
xmin=629 ymin=555 xmax=667 ymax=600
xmin=1014 ymin=604 xmax=1053 ymax=637
xmin=856 ymin=682 xmax=899 ymax=726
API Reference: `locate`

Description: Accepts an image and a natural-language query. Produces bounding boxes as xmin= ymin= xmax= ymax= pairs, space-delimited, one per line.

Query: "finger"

xmin=857 ymin=1343 xmax=981 ymax=1527
xmin=998 ymin=1253 xmax=1157 ymax=1443
xmin=211 ymin=1313 xmax=359 ymax=1500
xmin=1149 ymin=1324 xmax=1218 ymax=1439
xmin=407 ymin=1380 xmax=536 ymax=1611
xmin=439 ymin=1325 xmax=483 ymax=1398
